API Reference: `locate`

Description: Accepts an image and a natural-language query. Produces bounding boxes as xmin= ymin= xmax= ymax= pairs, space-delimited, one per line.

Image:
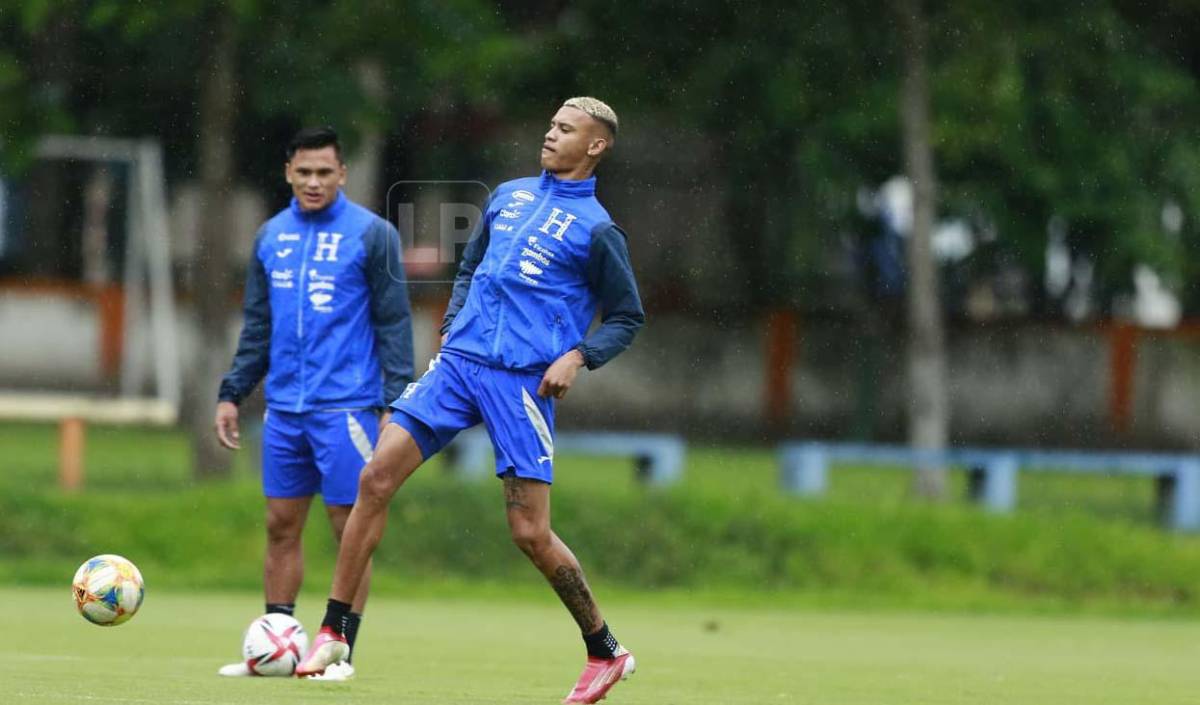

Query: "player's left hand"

xmin=538 ymin=349 xmax=586 ymax=399
xmin=378 ymin=409 xmax=392 ymax=435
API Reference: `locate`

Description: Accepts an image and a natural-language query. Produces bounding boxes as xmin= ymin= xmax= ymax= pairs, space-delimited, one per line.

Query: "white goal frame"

xmin=0 ymin=136 xmax=180 ymax=487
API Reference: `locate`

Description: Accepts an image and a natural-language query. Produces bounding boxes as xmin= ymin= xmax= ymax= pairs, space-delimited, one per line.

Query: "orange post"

xmin=95 ymin=285 xmax=125 ymax=380
xmin=59 ymin=417 xmax=86 ymax=492
xmin=764 ymin=309 xmax=798 ymax=426
xmin=1109 ymin=322 xmax=1138 ymax=433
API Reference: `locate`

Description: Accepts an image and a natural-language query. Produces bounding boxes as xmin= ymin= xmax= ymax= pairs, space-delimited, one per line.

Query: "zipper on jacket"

xmin=295 ymin=223 xmax=315 ymax=412
xmin=491 ymin=190 xmax=554 ymax=358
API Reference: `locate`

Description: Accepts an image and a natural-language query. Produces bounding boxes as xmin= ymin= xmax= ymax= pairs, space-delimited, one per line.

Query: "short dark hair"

xmin=286 ymin=126 xmax=342 ymax=162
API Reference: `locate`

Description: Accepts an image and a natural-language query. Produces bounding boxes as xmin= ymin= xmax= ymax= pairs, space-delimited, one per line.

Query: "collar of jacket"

xmin=289 ymin=190 xmax=349 ymax=222
xmin=538 ymin=170 xmax=596 ymax=198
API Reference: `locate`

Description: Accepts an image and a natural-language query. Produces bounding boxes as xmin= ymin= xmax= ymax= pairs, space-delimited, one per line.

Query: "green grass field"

xmin=5 ymin=587 xmax=1200 ymax=704
xmin=7 ymin=421 xmax=1200 ymax=702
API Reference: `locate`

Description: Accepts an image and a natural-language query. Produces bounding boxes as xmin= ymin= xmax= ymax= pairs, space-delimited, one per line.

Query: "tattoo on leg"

xmin=550 ymin=564 xmax=599 ymax=631
xmin=504 ymin=475 xmax=529 ymax=510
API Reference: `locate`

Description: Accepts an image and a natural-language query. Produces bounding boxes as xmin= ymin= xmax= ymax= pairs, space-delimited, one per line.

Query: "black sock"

xmin=321 ymin=598 xmax=352 ymax=634
xmin=582 ymin=622 xmax=619 ymax=659
xmin=344 ymin=612 xmax=362 ymax=663
xmin=265 ymin=602 xmax=295 ymax=616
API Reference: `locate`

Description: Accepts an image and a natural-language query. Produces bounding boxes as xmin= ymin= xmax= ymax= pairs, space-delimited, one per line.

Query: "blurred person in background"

xmin=297 ymin=98 xmax=644 ymax=703
xmin=214 ymin=126 xmax=413 ymax=679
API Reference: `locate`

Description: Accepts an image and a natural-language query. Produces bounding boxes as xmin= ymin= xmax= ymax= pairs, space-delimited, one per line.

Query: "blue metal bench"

xmin=449 ymin=428 xmax=685 ymax=485
xmin=778 ymin=442 xmax=1200 ymax=531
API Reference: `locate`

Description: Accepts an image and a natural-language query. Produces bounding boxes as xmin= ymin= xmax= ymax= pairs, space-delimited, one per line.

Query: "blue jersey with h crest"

xmin=219 ymin=191 xmax=414 ymax=412
xmin=441 ymin=170 xmax=645 ymax=373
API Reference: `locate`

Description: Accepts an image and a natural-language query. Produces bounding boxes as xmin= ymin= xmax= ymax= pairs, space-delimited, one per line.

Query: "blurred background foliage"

xmin=2 ymin=0 xmax=1200 ymax=313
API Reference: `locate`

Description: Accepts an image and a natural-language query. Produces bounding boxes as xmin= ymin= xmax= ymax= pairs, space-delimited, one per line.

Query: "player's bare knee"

xmin=509 ymin=520 xmax=551 ymax=557
xmin=357 ymin=460 xmax=398 ymax=506
xmin=265 ymin=512 xmax=303 ymax=547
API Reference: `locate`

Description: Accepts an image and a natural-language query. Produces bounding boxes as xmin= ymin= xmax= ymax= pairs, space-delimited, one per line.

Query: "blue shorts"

xmin=261 ymin=408 xmax=379 ymax=505
xmin=390 ymin=353 xmax=556 ymax=483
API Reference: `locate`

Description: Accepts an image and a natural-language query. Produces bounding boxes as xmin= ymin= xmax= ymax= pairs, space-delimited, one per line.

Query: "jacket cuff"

xmin=574 ymin=344 xmax=597 ymax=370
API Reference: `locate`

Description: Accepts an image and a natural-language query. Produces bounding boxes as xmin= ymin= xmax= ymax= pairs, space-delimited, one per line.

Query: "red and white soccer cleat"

xmin=562 ymin=646 xmax=635 ymax=704
xmin=294 ymin=626 xmax=350 ymax=678
xmin=304 ymin=660 xmax=356 ymax=681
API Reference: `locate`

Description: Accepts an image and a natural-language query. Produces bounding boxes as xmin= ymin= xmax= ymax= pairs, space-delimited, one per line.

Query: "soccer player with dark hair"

xmin=214 ymin=126 xmax=414 ymax=679
xmin=296 ymin=99 xmax=645 ymax=703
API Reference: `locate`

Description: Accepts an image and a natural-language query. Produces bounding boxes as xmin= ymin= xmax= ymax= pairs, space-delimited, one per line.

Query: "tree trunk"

xmin=26 ymin=14 xmax=79 ymax=278
xmin=344 ymin=59 xmax=386 ymax=210
xmin=188 ymin=9 xmax=238 ymax=479
xmin=896 ymin=0 xmax=949 ymax=498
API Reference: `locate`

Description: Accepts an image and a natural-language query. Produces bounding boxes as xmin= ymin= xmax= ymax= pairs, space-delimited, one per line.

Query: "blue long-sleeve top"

xmin=219 ymin=192 xmax=414 ymax=410
xmin=440 ymin=171 xmax=645 ymax=371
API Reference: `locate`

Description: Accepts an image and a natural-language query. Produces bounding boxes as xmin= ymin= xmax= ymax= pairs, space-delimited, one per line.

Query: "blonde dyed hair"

xmin=563 ymin=96 xmax=619 ymax=139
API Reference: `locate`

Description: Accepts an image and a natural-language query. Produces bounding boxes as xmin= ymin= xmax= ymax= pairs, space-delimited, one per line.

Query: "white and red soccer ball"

xmin=241 ymin=613 xmax=309 ymax=676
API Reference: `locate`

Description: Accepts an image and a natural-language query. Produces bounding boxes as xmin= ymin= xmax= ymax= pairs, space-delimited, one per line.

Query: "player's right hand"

xmin=214 ymin=401 xmax=241 ymax=450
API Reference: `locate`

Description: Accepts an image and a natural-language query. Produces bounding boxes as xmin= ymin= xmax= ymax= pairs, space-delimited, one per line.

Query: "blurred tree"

xmin=1 ymin=0 xmax=528 ymax=477
xmin=191 ymin=4 xmax=240 ymax=478
xmin=896 ymin=0 xmax=948 ymax=497
xmin=930 ymin=1 xmax=1200 ymax=316
xmin=0 ymin=1 xmax=77 ymax=174
xmin=554 ymin=1 xmax=894 ymax=309
xmin=556 ymin=0 xmax=1200 ymax=316
xmin=560 ymin=0 xmax=1200 ymax=432
xmin=4 ymin=0 xmax=1200 ymax=454
xmin=1110 ymin=0 xmax=1200 ymax=311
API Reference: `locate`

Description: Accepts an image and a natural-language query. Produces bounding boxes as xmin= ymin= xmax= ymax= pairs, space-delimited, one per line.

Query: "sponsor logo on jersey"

xmin=499 ymin=209 xmax=521 ymax=219
xmin=306 ymin=269 xmax=336 ymax=312
xmin=522 ymin=248 xmax=550 ymax=267
xmin=512 ymin=190 xmax=535 ymax=202
xmin=270 ymin=268 xmax=295 ymax=289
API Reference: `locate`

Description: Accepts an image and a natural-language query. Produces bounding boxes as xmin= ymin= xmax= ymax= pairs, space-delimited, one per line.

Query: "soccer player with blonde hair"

xmin=298 ymin=98 xmax=645 ymax=703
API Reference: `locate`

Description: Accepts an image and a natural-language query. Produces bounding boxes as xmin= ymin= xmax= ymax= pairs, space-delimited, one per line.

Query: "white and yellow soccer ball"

xmin=72 ymin=554 xmax=144 ymax=626
xmin=242 ymin=613 xmax=309 ymax=676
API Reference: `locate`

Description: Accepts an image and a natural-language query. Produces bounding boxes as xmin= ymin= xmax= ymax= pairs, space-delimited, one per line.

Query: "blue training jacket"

xmin=219 ymin=191 xmax=414 ymax=411
xmin=441 ymin=170 xmax=645 ymax=372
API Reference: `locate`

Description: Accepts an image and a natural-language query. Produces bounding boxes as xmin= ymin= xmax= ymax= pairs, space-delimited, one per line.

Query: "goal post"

xmin=0 ymin=135 xmax=180 ymax=489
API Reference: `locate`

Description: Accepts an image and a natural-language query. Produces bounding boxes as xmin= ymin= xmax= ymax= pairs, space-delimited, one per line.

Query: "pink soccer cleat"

xmin=562 ymin=646 xmax=636 ymax=703
xmin=294 ymin=626 xmax=350 ymax=678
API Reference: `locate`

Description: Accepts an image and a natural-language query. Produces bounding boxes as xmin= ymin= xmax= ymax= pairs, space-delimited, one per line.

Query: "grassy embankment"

xmin=2 ymin=422 xmax=1199 ymax=614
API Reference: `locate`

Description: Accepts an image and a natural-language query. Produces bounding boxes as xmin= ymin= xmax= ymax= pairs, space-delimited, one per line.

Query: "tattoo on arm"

xmin=550 ymin=565 xmax=601 ymax=632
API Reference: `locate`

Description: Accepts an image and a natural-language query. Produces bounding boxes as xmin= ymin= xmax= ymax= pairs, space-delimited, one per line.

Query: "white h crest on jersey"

xmin=538 ymin=208 xmax=577 ymax=241
xmin=313 ymin=231 xmax=344 ymax=262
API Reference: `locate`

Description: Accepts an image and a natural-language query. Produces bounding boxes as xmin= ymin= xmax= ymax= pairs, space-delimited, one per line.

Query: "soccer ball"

xmin=72 ymin=554 xmax=144 ymax=626
xmin=241 ymin=613 xmax=309 ymax=676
